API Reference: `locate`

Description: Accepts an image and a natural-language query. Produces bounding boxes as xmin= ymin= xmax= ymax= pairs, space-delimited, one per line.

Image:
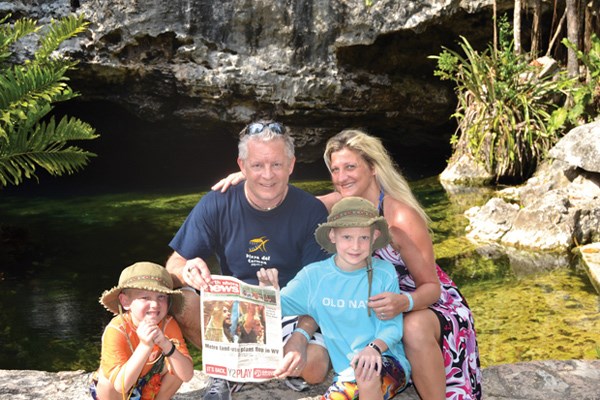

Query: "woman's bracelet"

xmin=163 ymin=341 xmax=176 ymax=357
xmin=293 ymin=327 xmax=312 ymax=342
xmin=404 ymin=292 xmax=414 ymax=312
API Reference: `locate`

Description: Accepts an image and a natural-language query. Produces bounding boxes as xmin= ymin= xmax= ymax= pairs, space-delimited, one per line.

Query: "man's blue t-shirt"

xmin=169 ymin=183 xmax=328 ymax=286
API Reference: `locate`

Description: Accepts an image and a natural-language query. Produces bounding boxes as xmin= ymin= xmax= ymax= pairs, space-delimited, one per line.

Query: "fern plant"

xmin=430 ymin=16 xmax=577 ymax=183
xmin=0 ymin=14 xmax=98 ymax=188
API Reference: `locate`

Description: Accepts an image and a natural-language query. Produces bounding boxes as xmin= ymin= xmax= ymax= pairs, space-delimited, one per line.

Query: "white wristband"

xmin=404 ymin=292 xmax=414 ymax=312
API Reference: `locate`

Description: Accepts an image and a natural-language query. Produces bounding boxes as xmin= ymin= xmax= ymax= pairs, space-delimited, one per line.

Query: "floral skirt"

xmin=375 ymin=245 xmax=482 ymax=399
xmin=405 ymin=266 xmax=482 ymax=399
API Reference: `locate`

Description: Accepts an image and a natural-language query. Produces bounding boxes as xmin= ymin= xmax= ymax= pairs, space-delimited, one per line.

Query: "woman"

xmin=212 ymin=129 xmax=482 ymax=399
xmin=318 ymin=129 xmax=481 ymax=399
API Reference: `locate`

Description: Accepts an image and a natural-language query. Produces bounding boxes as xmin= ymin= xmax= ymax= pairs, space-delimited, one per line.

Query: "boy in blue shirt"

xmin=258 ymin=197 xmax=410 ymax=400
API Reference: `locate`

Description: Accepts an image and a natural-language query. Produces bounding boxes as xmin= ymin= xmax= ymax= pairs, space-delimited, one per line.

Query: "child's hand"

xmin=152 ymin=327 xmax=170 ymax=349
xmin=136 ymin=320 xmax=161 ymax=347
xmin=351 ymin=346 xmax=382 ymax=382
xmin=257 ymin=268 xmax=279 ymax=289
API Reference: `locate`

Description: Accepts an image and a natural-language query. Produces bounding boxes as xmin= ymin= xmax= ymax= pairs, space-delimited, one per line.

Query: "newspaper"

xmin=200 ymin=275 xmax=283 ymax=382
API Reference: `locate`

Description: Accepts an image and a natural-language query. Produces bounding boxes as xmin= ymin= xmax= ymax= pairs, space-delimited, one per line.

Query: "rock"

xmin=500 ymin=189 xmax=574 ymax=251
xmin=440 ymin=153 xmax=495 ymax=186
xmin=2 ymin=360 xmax=600 ymax=399
xmin=549 ymin=123 xmax=600 ymax=173
xmin=472 ymin=242 xmax=571 ymax=276
xmin=482 ymin=360 xmax=600 ymax=400
xmin=579 ymin=243 xmax=600 ymax=293
xmin=463 ymin=121 xmax=600 ymax=253
xmin=4 ymin=0 xmax=519 ymax=159
xmin=465 ymin=197 xmax=519 ymax=242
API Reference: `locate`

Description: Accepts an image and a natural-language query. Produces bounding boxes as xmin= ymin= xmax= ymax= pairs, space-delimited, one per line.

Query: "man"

xmin=166 ymin=121 xmax=330 ymax=400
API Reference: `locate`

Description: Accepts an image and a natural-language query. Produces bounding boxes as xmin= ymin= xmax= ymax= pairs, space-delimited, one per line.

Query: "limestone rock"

xmin=440 ymin=153 xmax=494 ymax=186
xmin=2 ymin=360 xmax=600 ymax=399
xmin=463 ymin=121 xmax=600 ymax=253
xmin=465 ymin=197 xmax=519 ymax=242
xmin=549 ymin=122 xmax=600 ymax=173
xmin=4 ymin=0 xmax=516 ymax=160
xmin=500 ymin=189 xmax=574 ymax=251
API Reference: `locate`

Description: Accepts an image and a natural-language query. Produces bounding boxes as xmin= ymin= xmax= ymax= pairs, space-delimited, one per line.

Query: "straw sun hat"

xmin=314 ymin=196 xmax=390 ymax=253
xmin=100 ymin=261 xmax=184 ymax=315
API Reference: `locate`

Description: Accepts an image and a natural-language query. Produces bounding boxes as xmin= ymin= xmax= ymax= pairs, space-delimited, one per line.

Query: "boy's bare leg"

xmin=355 ymin=375 xmax=383 ymax=400
xmin=95 ymin=373 xmax=124 ymax=400
xmin=302 ymin=344 xmax=330 ymax=384
xmin=155 ymin=373 xmax=184 ymax=400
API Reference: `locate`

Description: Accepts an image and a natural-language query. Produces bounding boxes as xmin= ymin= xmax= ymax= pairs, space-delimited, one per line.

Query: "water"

xmin=1 ymin=177 xmax=598 ymax=372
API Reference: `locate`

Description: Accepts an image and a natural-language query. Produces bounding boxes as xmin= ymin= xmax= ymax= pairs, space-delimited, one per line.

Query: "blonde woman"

xmin=318 ymin=130 xmax=481 ymax=400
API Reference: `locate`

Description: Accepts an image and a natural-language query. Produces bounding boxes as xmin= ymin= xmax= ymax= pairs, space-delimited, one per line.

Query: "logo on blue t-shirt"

xmin=248 ymin=236 xmax=269 ymax=253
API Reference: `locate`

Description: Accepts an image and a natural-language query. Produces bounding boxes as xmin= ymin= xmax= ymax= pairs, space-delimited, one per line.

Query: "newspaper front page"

xmin=201 ymin=275 xmax=282 ymax=382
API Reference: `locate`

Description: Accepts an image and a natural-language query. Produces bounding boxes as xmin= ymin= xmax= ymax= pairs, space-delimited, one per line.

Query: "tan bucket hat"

xmin=99 ymin=261 xmax=184 ymax=315
xmin=314 ymin=196 xmax=390 ymax=253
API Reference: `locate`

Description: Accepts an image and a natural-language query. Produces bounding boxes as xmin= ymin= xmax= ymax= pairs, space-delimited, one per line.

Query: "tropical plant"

xmin=562 ymin=34 xmax=600 ymax=123
xmin=430 ymin=16 xmax=576 ymax=183
xmin=0 ymin=14 xmax=98 ymax=188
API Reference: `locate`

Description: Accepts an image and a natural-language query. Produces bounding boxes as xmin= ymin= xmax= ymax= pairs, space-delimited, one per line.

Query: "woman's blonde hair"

xmin=323 ymin=129 xmax=430 ymax=225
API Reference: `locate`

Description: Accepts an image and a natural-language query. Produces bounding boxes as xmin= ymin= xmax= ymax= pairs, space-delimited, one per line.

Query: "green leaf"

xmin=0 ymin=14 xmax=98 ymax=188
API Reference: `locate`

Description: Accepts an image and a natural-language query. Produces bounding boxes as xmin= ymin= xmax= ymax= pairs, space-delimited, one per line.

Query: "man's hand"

xmin=181 ymin=258 xmax=213 ymax=291
xmin=274 ymin=332 xmax=308 ymax=378
xmin=257 ymin=268 xmax=280 ymax=289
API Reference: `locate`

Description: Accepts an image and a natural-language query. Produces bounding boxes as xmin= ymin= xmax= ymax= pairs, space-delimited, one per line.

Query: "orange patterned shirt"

xmin=98 ymin=313 xmax=191 ymax=399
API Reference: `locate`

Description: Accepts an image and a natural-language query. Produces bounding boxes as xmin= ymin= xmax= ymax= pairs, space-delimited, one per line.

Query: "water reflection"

xmin=474 ymin=243 xmax=573 ymax=275
xmin=0 ymin=178 xmax=598 ymax=372
xmin=29 ymin=284 xmax=83 ymax=339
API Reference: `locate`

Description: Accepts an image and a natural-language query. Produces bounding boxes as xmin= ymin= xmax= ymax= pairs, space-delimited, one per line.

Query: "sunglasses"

xmin=246 ymin=122 xmax=284 ymax=136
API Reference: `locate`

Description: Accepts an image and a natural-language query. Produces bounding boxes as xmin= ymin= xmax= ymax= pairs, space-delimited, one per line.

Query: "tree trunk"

xmin=514 ymin=0 xmax=522 ymax=54
xmin=583 ymin=0 xmax=600 ymax=82
xmin=493 ymin=0 xmax=498 ymax=54
xmin=546 ymin=8 xmax=567 ymax=57
xmin=531 ymin=0 xmax=542 ymax=56
xmin=566 ymin=0 xmax=579 ymax=78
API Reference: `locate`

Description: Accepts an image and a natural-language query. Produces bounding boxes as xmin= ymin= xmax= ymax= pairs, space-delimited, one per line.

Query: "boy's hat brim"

xmin=99 ymin=261 xmax=184 ymax=316
xmin=315 ymin=197 xmax=391 ymax=253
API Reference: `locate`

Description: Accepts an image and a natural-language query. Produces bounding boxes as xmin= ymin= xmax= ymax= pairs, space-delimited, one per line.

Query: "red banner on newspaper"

xmin=206 ymin=279 xmax=241 ymax=295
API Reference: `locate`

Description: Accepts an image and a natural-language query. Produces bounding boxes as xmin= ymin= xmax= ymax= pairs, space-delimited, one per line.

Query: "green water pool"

xmin=0 ymin=178 xmax=598 ymax=371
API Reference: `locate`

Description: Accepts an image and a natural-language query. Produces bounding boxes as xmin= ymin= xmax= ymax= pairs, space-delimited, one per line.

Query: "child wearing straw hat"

xmin=258 ymin=197 xmax=411 ymax=400
xmin=90 ymin=262 xmax=194 ymax=400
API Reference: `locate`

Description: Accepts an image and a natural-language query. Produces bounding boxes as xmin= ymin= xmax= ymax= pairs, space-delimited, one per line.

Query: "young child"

xmin=90 ymin=261 xmax=194 ymax=400
xmin=258 ymin=197 xmax=411 ymax=400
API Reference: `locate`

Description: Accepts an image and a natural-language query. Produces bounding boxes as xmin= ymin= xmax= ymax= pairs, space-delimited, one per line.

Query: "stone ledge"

xmin=1 ymin=360 xmax=599 ymax=399
xmin=580 ymin=243 xmax=600 ymax=294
